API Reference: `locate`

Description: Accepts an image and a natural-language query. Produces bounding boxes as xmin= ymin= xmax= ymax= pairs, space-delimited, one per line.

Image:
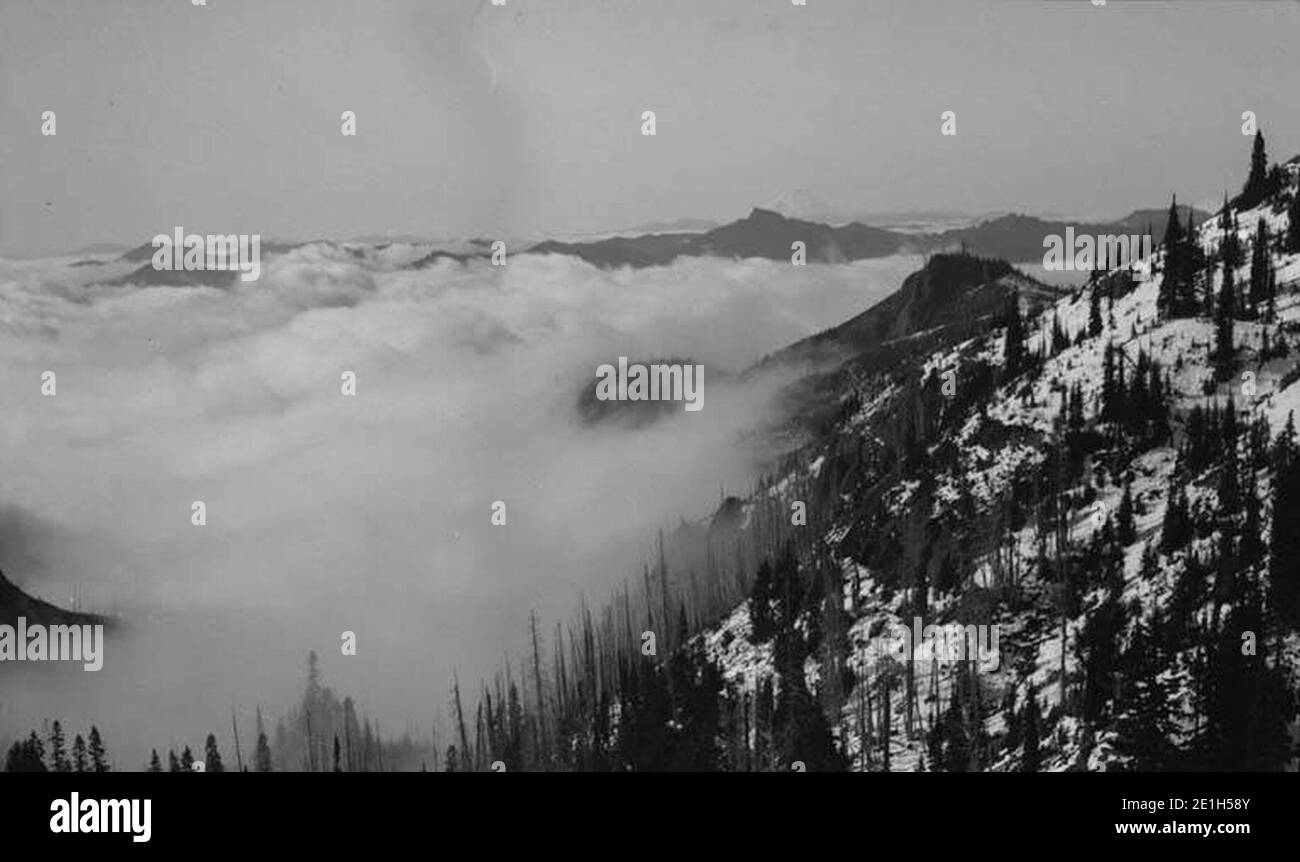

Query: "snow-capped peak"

xmin=762 ymin=188 xmax=838 ymax=223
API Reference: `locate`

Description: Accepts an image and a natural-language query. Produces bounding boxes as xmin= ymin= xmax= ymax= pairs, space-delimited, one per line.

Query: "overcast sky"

xmin=2 ymin=0 xmax=1298 ymax=256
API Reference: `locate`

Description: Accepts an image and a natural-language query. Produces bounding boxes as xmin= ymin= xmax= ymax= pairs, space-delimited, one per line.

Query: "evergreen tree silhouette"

xmin=1117 ymin=482 xmax=1136 ymax=545
xmin=1089 ymin=284 xmax=1103 ymax=337
xmin=71 ymin=734 xmax=87 ymax=772
xmin=253 ymin=706 xmax=274 ymax=772
xmin=1241 ymin=130 xmax=1269 ymax=207
xmin=204 ymin=733 xmax=224 ymax=772
xmin=255 ymin=732 xmax=273 ymax=773
xmin=1248 ymin=218 xmax=1271 ymax=318
xmin=88 ymin=726 xmax=108 ymax=772
xmin=1113 ymin=621 xmax=1176 ymax=770
xmin=1213 ymin=267 xmax=1236 ymax=379
xmin=1001 ymin=292 xmax=1025 ymax=377
xmin=1020 ymin=685 xmax=1042 ymax=772
xmin=1158 ymin=195 xmax=1184 ymax=317
xmin=1287 ymin=181 xmax=1300 ymax=253
xmin=4 ymin=733 xmax=49 ymax=772
xmin=1268 ymin=453 xmax=1300 ymax=628
xmin=49 ymin=720 xmax=70 ymax=772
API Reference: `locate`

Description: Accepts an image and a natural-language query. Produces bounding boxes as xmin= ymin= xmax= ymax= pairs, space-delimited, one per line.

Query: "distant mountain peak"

xmin=762 ymin=188 xmax=837 ymax=223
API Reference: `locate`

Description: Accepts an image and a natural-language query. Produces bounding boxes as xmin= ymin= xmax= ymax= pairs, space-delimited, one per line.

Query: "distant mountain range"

xmin=72 ymin=202 xmax=1210 ymax=285
xmin=525 ymin=204 xmax=1208 ymax=270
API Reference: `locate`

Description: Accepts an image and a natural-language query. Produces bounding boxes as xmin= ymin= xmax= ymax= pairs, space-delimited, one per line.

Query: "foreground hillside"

xmin=691 ymin=152 xmax=1300 ymax=771
xmin=377 ymin=137 xmax=1300 ymax=773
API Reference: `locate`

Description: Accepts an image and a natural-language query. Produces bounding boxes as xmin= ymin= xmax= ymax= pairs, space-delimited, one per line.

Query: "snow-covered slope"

xmin=694 ymin=159 xmax=1300 ymax=772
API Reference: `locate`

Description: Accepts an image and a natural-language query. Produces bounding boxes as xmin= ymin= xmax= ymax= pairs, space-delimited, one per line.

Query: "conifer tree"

xmin=49 ymin=720 xmax=70 ymax=772
xmin=1248 ymin=219 xmax=1271 ymax=318
xmin=1192 ymin=580 xmax=1294 ymax=769
xmin=1101 ymin=342 xmax=1116 ymax=421
xmin=938 ymin=696 xmax=970 ymax=772
xmin=1158 ymin=196 xmax=1183 ymax=317
xmin=88 ymin=726 xmax=108 ymax=772
xmin=1080 ymin=573 xmax=1126 ymax=725
xmin=147 ymin=750 xmax=163 ymax=772
xmin=1288 ymin=182 xmax=1300 ymax=254
xmin=748 ymin=558 xmax=776 ymax=643
xmin=1268 ymin=454 xmax=1300 ymax=628
xmin=1002 ymin=292 xmax=1025 ymax=377
xmin=1138 ymin=542 xmax=1160 ymax=581
xmin=1220 ymin=197 xmax=1243 ymax=270
xmin=254 ymin=706 xmax=274 ymax=772
xmin=1117 ymin=481 xmax=1136 ymax=545
xmin=1051 ymin=313 xmax=1068 ymax=354
xmin=1162 ymin=195 xmax=1185 ymax=249
xmin=4 ymin=733 xmax=49 ymax=772
xmin=1181 ymin=208 xmax=1203 ymax=315
xmin=1242 ymin=130 xmax=1269 ymax=208
xmin=1020 ymin=685 xmax=1042 ymax=772
xmin=26 ymin=731 xmax=46 ymax=771
xmin=71 ymin=734 xmax=87 ymax=773
xmin=1113 ymin=622 xmax=1176 ymax=770
xmin=255 ymin=730 xmax=273 ymax=772
xmin=1159 ymin=482 xmax=1191 ymax=553
xmin=204 ymin=733 xmax=224 ymax=772
xmin=1213 ymin=267 xmax=1236 ymax=378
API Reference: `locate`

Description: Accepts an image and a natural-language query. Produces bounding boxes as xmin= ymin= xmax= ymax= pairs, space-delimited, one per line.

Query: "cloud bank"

xmin=0 ymin=246 xmax=917 ymax=763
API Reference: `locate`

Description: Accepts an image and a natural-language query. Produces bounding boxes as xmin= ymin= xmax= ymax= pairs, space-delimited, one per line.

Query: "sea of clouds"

xmin=0 ymin=245 xmax=918 ymax=764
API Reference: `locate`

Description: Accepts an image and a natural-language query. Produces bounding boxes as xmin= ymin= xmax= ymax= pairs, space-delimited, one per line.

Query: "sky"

xmin=2 ymin=0 xmax=1299 ymax=257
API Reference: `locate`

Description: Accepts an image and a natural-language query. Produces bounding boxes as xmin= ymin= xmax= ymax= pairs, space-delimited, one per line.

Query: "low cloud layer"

xmin=0 ymin=246 xmax=917 ymax=763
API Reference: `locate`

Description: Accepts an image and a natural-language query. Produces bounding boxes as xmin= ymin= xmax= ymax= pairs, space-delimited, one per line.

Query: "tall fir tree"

xmin=1158 ymin=195 xmax=1184 ymax=317
xmin=255 ymin=727 xmax=273 ymax=773
xmin=88 ymin=726 xmax=108 ymax=772
xmin=49 ymin=720 xmax=70 ymax=773
xmin=71 ymin=734 xmax=87 ymax=773
xmin=1020 ymin=684 xmax=1042 ymax=772
xmin=1241 ymin=130 xmax=1269 ymax=208
xmin=1268 ymin=453 xmax=1300 ymax=628
xmin=1002 ymin=292 xmax=1025 ymax=378
xmin=1213 ymin=267 xmax=1237 ymax=379
xmin=204 ymin=733 xmax=224 ymax=772
xmin=1248 ymin=218 xmax=1272 ymax=319
xmin=1288 ymin=180 xmax=1300 ymax=254
xmin=1089 ymin=284 xmax=1103 ymax=337
xmin=1113 ymin=621 xmax=1176 ymax=770
xmin=1117 ymin=481 xmax=1136 ymax=545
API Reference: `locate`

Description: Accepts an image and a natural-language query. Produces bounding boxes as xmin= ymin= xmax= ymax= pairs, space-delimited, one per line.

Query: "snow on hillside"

xmin=697 ymin=165 xmax=1300 ymax=770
